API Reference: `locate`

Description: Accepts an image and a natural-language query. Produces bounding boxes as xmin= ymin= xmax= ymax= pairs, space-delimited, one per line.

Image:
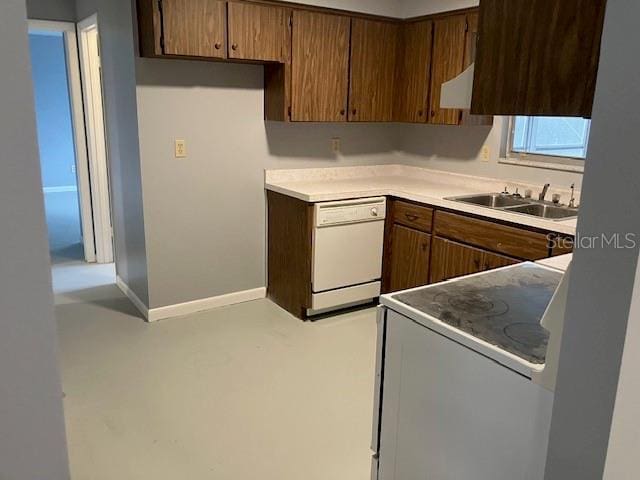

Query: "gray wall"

xmin=135 ymin=59 xmax=400 ymax=308
xmin=545 ymin=1 xmax=640 ymax=478
xmin=27 ymin=0 xmax=76 ymax=21
xmin=76 ymin=0 xmax=150 ymax=305
xmin=603 ymin=258 xmax=640 ymax=478
xmin=399 ymin=117 xmax=584 ymax=190
xmin=0 ymin=1 xmax=70 ymax=478
xmin=400 ymin=0 xmax=478 ymax=17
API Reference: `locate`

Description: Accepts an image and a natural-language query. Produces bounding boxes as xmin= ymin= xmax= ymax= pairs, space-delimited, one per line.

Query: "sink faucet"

xmin=568 ymin=183 xmax=577 ymax=208
xmin=539 ymin=183 xmax=551 ymax=201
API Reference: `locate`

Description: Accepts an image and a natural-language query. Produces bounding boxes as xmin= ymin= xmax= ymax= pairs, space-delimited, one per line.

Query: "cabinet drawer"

xmin=433 ymin=211 xmax=549 ymax=260
xmin=392 ymin=200 xmax=433 ymax=233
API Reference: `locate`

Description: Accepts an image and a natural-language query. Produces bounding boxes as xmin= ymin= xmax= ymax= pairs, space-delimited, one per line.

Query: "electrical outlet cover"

xmin=175 ymin=139 xmax=186 ymax=158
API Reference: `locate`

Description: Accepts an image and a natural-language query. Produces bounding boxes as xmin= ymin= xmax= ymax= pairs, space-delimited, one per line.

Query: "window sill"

xmin=499 ymin=157 xmax=584 ymax=173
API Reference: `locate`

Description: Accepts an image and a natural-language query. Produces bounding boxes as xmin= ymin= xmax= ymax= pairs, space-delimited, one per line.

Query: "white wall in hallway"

xmin=0 ymin=0 xmax=69 ymax=477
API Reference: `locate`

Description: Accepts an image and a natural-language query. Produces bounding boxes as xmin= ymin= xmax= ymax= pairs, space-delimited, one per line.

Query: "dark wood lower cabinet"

xmin=430 ymin=237 xmax=519 ymax=283
xmin=388 ymin=224 xmax=431 ymax=292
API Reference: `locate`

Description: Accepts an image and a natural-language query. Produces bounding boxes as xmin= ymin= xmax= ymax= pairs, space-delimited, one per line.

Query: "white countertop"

xmin=536 ymin=253 xmax=573 ymax=272
xmin=265 ymin=165 xmax=578 ymax=235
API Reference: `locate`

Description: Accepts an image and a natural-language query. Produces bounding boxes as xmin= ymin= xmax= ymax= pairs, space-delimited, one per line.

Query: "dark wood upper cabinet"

xmin=348 ymin=19 xmax=399 ymax=122
xmin=471 ymin=0 xmax=607 ymax=117
xmin=160 ymin=0 xmax=227 ymax=58
xmin=460 ymin=12 xmax=493 ymax=126
xmin=394 ymin=20 xmax=433 ymax=123
xmin=290 ymin=10 xmax=351 ymax=122
xmin=428 ymin=14 xmax=467 ymax=125
xmin=227 ymin=2 xmax=291 ymax=62
xmin=388 ymin=224 xmax=431 ymax=292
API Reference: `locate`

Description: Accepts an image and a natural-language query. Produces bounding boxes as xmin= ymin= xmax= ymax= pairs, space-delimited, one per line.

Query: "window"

xmin=504 ymin=116 xmax=591 ymax=172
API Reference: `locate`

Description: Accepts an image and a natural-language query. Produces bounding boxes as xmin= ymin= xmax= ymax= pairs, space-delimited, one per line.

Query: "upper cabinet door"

xmin=460 ymin=12 xmax=493 ymax=126
xmin=291 ymin=11 xmax=351 ymax=122
xmin=349 ymin=19 xmax=399 ymax=122
xmin=161 ymin=0 xmax=226 ymax=58
xmin=227 ymin=2 xmax=291 ymax=62
xmin=428 ymin=14 xmax=467 ymax=125
xmin=394 ymin=20 xmax=433 ymax=123
xmin=471 ymin=0 xmax=606 ymax=117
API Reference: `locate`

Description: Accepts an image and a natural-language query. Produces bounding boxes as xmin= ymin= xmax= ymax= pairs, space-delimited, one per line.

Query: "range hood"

xmin=440 ymin=63 xmax=474 ymax=109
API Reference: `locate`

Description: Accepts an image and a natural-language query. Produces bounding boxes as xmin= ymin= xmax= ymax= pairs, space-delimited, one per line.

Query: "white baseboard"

xmin=115 ymin=276 xmax=266 ymax=322
xmin=148 ymin=287 xmax=266 ymax=322
xmin=116 ymin=276 xmax=149 ymax=320
xmin=43 ymin=185 xmax=78 ymax=193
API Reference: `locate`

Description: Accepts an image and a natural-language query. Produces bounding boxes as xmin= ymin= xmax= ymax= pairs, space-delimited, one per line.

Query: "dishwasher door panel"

xmin=313 ymin=220 xmax=384 ymax=292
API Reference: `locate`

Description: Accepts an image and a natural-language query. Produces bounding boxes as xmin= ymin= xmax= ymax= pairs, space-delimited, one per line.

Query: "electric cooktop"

xmin=392 ymin=263 xmax=563 ymax=364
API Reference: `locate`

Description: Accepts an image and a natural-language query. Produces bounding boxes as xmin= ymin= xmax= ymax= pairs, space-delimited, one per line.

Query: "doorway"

xmin=28 ymin=19 xmax=113 ymax=266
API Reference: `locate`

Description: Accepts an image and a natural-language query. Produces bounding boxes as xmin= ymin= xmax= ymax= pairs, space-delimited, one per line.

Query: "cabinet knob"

xmin=352 ymin=108 xmax=357 ymax=115
xmin=418 ymin=110 xmax=424 ymax=117
xmin=431 ymin=110 xmax=436 ymax=117
xmin=340 ymin=109 xmax=345 ymax=116
xmin=231 ymin=43 xmax=238 ymax=51
xmin=214 ymin=42 xmax=221 ymax=50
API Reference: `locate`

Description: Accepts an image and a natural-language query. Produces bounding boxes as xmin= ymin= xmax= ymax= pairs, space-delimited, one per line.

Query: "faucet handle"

xmin=501 ymin=185 xmax=509 ymax=194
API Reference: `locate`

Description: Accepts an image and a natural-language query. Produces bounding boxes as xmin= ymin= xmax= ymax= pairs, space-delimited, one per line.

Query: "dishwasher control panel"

xmin=315 ymin=197 xmax=386 ymax=227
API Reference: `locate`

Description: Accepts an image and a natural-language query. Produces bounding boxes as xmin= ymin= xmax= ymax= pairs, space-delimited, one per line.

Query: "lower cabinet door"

xmin=430 ymin=236 xmax=520 ymax=283
xmin=482 ymin=249 xmax=519 ymax=271
xmin=430 ymin=236 xmax=485 ymax=283
xmin=388 ymin=224 xmax=431 ymax=292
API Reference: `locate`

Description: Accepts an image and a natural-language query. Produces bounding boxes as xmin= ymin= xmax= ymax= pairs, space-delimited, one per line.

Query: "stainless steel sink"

xmin=448 ymin=193 xmax=531 ymax=208
xmin=446 ymin=193 xmax=579 ymax=221
xmin=504 ymin=203 xmax=578 ymax=220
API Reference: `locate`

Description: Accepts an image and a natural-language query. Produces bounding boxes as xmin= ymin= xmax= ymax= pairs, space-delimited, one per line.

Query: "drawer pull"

xmin=405 ymin=213 xmax=419 ymax=222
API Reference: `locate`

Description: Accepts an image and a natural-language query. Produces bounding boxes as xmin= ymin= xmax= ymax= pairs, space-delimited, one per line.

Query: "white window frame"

xmin=499 ymin=116 xmax=586 ymax=173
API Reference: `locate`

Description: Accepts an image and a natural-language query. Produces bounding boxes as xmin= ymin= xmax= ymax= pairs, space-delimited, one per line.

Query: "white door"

xmin=313 ymin=220 xmax=384 ymax=292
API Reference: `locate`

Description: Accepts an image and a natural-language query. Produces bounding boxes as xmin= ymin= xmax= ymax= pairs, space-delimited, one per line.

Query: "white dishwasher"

xmin=309 ymin=197 xmax=386 ymax=316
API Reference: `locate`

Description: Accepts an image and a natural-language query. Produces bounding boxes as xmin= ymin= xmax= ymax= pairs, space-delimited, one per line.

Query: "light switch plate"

xmin=175 ymin=139 xmax=186 ymax=158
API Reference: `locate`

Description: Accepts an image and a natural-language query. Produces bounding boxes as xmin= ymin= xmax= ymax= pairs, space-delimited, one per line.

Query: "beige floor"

xmin=53 ymin=262 xmax=378 ymax=480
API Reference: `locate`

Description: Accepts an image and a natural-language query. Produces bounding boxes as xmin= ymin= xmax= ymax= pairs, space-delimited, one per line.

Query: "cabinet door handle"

xmin=352 ymin=108 xmax=357 ymax=115
xmin=421 ymin=242 xmax=428 ymax=251
xmin=431 ymin=110 xmax=436 ymax=117
xmin=473 ymin=259 xmax=480 ymax=268
xmin=214 ymin=42 xmax=221 ymax=50
xmin=405 ymin=213 xmax=419 ymax=221
xmin=231 ymin=43 xmax=238 ymax=51
xmin=340 ymin=109 xmax=345 ymax=116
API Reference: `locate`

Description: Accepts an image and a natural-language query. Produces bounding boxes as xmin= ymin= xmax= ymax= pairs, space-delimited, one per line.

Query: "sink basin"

xmin=448 ymin=194 xmax=531 ymax=208
xmin=505 ymin=204 xmax=578 ymax=220
xmin=446 ymin=192 xmax=579 ymax=221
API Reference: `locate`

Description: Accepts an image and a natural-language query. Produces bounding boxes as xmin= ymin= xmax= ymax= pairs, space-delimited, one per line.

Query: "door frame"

xmin=77 ymin=14 xmax=114 ymax=264
xmin=28 ymin=19 xmax=97 ymax=263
